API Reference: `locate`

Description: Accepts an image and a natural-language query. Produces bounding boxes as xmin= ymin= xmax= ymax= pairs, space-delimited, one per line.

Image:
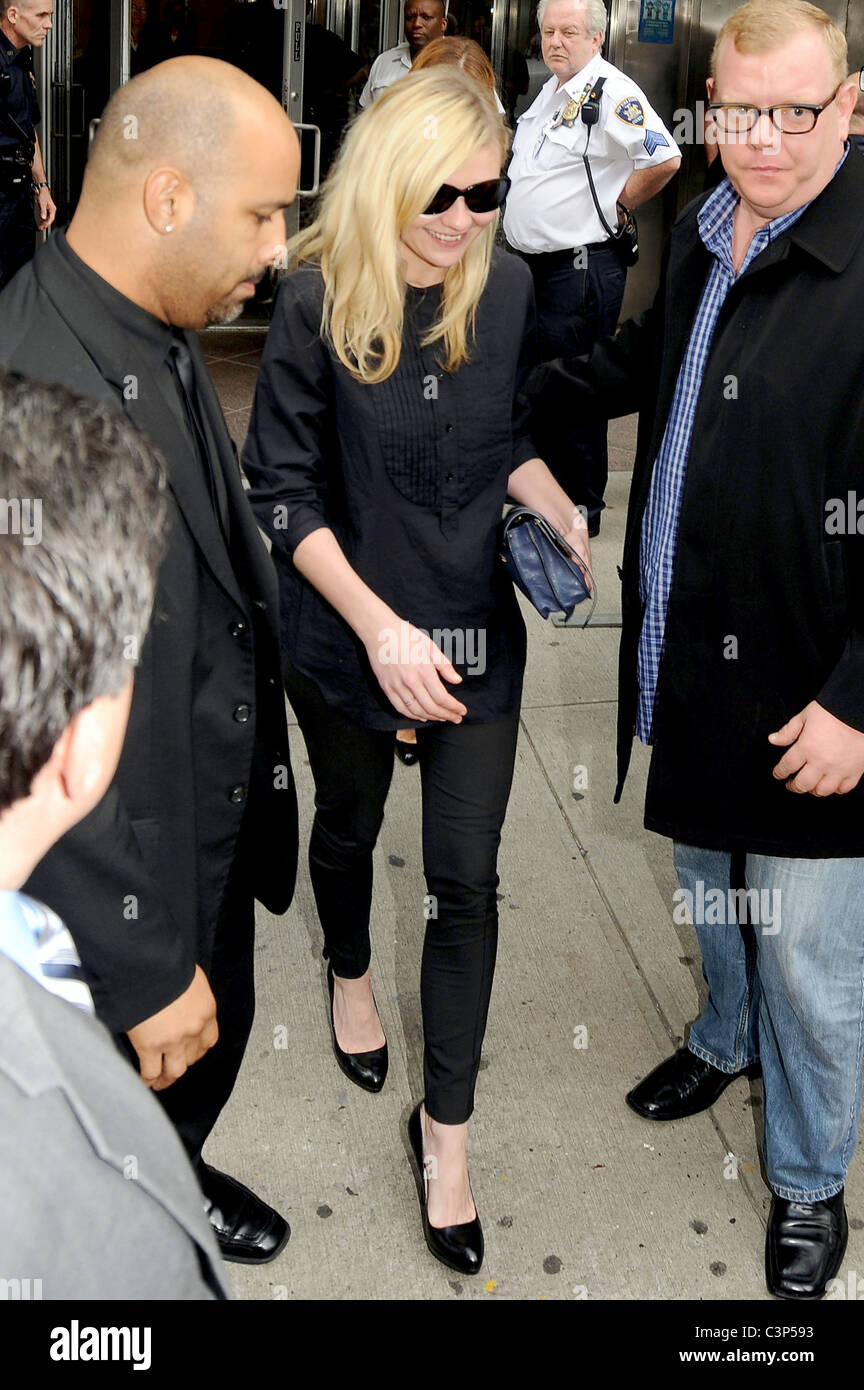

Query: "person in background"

xmin=504 ymin=0 xmax=680 ymax=536
xmin=0 ymin=57 xmax=301 ymax=1267
xmin=243 ymin=67 xmax=588 ymax=1278
xmin=413 ymin=34 xmax=506 ymax=115
xmin=359 ymin=0 xmax=447 ymax=106
xmin=0 ymin=0 xmax=55 ymax=290
xmin=130 ymin=0 xmax=162 ymax=77
xmin=0 ymin=370 xmax=230 ymax=1300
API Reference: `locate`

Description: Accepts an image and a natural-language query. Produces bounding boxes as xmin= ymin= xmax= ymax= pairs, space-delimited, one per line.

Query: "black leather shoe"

xmin=407 ymin=1101 xmax=484 ymax=1276
xmin=395 ymin=736 xmax=419 ymax=766
xmin=199 ymin=1165 xmax=290 ymax=1265
xmin=766 ymin=1189 xmax=848 ymax=1300
xmin=326 ymin=959 xmax=388 ymax=1093
xmin=626 ymin=1048 xmax=760 ymax=1121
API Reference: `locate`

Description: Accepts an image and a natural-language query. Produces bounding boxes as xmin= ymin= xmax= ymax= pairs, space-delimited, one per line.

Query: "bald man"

xmin=0 ymin=57 xmax=301 ymax=1266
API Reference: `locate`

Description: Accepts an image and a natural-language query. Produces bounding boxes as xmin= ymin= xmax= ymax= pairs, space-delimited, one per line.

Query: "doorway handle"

xmin=293 ymin=122 xmax=321 ymax=197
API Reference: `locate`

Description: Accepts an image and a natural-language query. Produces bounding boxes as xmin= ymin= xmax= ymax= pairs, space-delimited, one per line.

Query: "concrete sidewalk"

xmin=202 ymin=330 xmax=864 ymax=1302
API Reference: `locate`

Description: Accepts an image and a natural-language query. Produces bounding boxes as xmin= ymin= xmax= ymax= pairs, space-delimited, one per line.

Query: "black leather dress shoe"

xmin=199 ymin=1165 xmax=290 ymax=1265
xmin=326 ymin=960 xmax=388 ymax=1093
xmin=766 ymin=1190 xmax=848 ymax=1300
xmin=626 ymin=1048 xmax=760 ymax=1121
xmin=407 ymin=1101 xmax=484 ymax=1276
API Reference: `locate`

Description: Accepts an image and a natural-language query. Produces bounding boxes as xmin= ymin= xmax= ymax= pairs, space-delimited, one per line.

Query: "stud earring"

xmin=164 ymin=224 xmax=173 ymax=233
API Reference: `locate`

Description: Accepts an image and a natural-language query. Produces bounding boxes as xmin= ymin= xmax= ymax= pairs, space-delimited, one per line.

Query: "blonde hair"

xmin=282 ymin=67 xmax=508 ymax=383
xmin=412 ymin=36 xmax=497 ymax=97
xmin=711 ymin=0 xmax=848 ymax=85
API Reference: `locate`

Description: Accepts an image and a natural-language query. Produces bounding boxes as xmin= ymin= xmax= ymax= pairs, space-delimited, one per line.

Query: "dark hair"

xmin=0 ymin=372 xmax=168 ymax=812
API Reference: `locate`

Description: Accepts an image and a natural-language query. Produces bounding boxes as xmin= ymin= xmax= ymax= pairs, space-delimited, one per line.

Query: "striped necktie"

xmin=14 ymin=894 xmax=95 ymax=1015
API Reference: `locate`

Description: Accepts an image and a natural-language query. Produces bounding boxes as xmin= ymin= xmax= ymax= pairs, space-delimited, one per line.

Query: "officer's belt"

xmin=514 ymin=243 xmax=617 ymax=268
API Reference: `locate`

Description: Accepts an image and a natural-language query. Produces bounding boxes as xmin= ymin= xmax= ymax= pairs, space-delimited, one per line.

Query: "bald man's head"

xmin=87 ymin=57 xmax=266 ymax=201
xmin=70 ymin=57 xmax=299 ymax=330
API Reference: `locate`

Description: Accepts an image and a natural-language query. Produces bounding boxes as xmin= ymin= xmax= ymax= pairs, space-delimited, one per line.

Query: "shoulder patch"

xmin=643 ymin=130 xmax=670 ymax=156
xmin=615 ymin=97 xmax=645 ymax=127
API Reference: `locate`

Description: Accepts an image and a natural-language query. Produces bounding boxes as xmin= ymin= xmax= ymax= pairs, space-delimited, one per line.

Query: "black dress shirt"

xmin=243 ymin=247 xmax=539 ymax=730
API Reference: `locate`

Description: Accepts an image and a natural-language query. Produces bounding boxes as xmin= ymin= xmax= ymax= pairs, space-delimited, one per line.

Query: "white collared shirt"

xmin=358 ymin=41 xmax=507 ymax=114
xmin=359 ymin=41 xmax=412 ymax=107
xmin=503 ymin=56 xmax=678 ymax=254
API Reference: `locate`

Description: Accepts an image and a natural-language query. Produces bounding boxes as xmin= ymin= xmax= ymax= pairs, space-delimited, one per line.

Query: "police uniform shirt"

xmin=503 ymin=55 xmax=678 ymax=254
xmin=0 ymin=34 xmax=39 ymax=161
xmin=358 ymin=41 xmax=412 ymax=107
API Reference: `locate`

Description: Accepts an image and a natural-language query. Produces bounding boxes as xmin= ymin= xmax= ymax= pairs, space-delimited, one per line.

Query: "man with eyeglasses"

xmin=504 ymin=0 xmax=680 ymax=537
xmin=533 ymin=0 xmax=863 ymax=1299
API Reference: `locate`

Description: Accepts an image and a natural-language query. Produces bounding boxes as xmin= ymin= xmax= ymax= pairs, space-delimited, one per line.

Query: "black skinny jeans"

xmin=285 ymin=661 xmax=520 ymax=1124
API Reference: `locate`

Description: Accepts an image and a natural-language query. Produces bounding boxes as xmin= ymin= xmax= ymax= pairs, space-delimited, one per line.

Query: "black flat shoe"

xmin=766 ymin=1189 xmax=848 ymax=1300
xmin=199 ymin=1164 xmax=290 ymax=1265
xmin=395 ymin=736 xmax=419 ymax=766
xmin=407 ymin=1101 xmax=484 ymax=1276
xmin=626 ymin=1048 xmax=760 ymax=1121
xmin=326 ymin=959 xmax=388 ymax=1094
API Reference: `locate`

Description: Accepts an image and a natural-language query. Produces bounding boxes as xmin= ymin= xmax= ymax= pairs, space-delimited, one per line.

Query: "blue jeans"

xmin=675 ymin=842 xmax=864 ymax=1202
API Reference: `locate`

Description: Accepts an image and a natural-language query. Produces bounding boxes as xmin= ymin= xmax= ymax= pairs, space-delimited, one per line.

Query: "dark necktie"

xmin=169 ymin=335 xmax=231 ymax=542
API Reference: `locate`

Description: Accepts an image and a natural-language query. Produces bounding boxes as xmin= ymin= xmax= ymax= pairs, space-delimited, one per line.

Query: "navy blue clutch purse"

xmin=500 ymin=507 xmax=596 ymax=623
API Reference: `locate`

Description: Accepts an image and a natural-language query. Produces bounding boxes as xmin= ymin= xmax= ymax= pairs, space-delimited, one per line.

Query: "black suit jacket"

xmin=0 ymin=235 xmax=298 ymax=1031
xmin=531 ymin=150 xmax=864 ymax=857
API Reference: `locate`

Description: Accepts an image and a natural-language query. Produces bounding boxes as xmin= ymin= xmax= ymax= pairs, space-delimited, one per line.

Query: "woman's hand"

xmin=507 ymin=457 xmax=593 ymax=589
xmin=559 ymin=508 xmax=593 ymax=592
xmin=364 ymin=619 xmax=468 ymax=723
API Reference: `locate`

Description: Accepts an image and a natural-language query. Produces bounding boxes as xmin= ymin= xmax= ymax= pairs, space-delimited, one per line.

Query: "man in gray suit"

xmin=0 ymin=371 xmax=230 ymax=1299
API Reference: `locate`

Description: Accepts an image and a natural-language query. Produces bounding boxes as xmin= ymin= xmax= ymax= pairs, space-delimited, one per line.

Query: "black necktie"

xmin=169 ymin=336 xmax=231 ymax=542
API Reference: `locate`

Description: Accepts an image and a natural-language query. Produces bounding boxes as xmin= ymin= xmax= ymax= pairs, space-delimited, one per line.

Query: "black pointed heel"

xmin=407 ymin=1101 xmax=484 ymax=1276
xmin=395 ymin=735 xmax=419 ymax=766
xmin=325 ymin=959 xmax=388 ymax=1094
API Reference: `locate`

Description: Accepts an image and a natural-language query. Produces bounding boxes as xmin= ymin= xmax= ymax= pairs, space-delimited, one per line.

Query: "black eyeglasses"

xmin=708 ymin=91 xmax=839 ymax=135
xmin=421 ymin=176 xmax=511 ymax=216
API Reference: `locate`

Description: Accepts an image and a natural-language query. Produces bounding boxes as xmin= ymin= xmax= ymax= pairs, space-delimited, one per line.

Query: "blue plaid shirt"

xmin=635 ymin=175 xmax=823 ymax=744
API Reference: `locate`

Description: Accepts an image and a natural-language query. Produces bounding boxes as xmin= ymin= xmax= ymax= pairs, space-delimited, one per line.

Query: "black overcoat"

xmin=533 ymin=150 xmax=864 ymax=857
xmin=0 ymin=235 xmax=298 ymax=1030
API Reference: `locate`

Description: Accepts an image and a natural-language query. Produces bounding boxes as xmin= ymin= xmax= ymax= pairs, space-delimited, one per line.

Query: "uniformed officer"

xmin=359 ymin=0 xmax=447 ymax=107
xmin=504 ymin=0 xmax=680 ymax=534
xmin=0 ymin=1 xmax=55 ymax=290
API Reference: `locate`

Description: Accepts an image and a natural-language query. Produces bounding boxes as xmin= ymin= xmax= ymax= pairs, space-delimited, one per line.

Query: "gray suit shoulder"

xmin=0 ymin=954 xmax=231 ymax=1301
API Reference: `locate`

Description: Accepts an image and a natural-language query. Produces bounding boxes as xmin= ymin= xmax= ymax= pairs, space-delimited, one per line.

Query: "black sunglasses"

xmin=421 ymin=176 xmax=511 ymax=216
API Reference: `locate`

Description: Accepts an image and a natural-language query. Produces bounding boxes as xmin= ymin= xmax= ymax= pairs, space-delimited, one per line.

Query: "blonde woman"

xmin=243 ymin=67 xmax=589 ymax=1275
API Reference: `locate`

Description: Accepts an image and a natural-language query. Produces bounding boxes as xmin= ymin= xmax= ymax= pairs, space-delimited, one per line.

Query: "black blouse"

xmin=242 ymin=247 xmax=538 ymax=730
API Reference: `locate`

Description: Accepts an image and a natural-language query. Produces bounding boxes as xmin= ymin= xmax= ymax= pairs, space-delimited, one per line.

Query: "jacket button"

xmin=228 ymin=785 xmax=246 ymax=803
xmin=445 ymin=472 xmax=455 ymax=482
xmin=229 ymin=620 xmax=247 ymax=638
xmin=445 ymin=424 xmax=454 ymax=433
xmin=233 ymin=704 xmax=251 ymax=723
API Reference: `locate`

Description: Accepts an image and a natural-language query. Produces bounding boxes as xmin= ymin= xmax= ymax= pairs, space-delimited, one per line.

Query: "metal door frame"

xmin=283 ymin=0 xmax=321 ymax=240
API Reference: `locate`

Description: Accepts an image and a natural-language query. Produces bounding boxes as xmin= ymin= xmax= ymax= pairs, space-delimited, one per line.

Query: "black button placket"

xmin=421 ymin=339 xmax=459 ymax=538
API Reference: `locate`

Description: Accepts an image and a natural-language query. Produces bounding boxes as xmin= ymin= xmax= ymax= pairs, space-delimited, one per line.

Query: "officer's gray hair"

xmin=0 ymin=372 xmax=167 ymax=812
xmin=536 ymin=0 xmax=608 ymax=39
